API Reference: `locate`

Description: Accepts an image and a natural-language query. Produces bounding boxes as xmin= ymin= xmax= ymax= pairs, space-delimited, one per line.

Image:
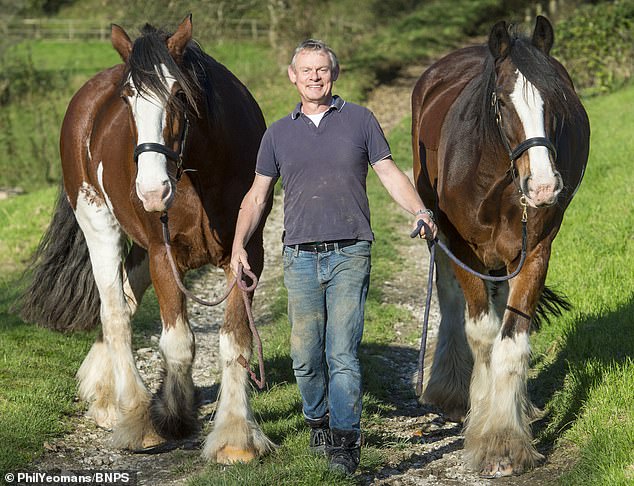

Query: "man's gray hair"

xmin=290 ymin=39 xmax=339 ymax=72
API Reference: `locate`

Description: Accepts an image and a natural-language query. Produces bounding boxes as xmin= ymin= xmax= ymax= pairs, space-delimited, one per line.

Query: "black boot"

xmin=306 ymin=414 xmax=332 ymax=456
xmin=328 ymin=428 xmax=361 ymax=475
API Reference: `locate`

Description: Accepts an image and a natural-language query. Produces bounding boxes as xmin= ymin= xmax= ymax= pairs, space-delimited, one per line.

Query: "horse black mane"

xmin=124 ymin=23 xmax=211 ymax=117
xmin=475 ymin=27 xmax=578 ymax=149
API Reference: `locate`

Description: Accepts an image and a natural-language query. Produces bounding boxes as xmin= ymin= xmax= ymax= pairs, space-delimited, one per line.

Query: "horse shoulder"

xmin=61 ymin=65 xmax=126 ymax=205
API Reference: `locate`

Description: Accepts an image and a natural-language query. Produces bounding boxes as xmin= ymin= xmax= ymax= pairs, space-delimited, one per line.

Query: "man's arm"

xmin=372 ymin=157 xmax=437 ymax=239
xmin=231 ymin=174 xmax=277 ymax=275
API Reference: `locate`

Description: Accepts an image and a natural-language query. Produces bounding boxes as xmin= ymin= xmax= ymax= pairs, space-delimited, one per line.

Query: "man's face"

xmin=288 ymin=50 xmax=339 ymax=106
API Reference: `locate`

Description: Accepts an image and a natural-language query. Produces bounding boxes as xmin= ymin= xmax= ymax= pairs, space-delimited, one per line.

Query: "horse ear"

xmin=532 ymin=15 xmax=554 ymax=55
xmin=488 ymin=21 xmax=511 ymax=59
xmin=111 ymin=24 xmax=132 ymax=62
xmin=167 ymin=14 xmax=193 ymax=60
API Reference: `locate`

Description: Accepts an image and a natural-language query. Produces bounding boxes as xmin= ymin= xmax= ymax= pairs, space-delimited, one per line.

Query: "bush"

xmin=553 ymin=0 xmax=634 ymax=96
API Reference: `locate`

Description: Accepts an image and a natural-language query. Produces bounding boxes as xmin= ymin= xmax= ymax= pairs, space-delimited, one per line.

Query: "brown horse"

xmin=412 ymin=16 xmax=589 ymax=477
xmin=18 ymin=15 xmax=273 ymax=463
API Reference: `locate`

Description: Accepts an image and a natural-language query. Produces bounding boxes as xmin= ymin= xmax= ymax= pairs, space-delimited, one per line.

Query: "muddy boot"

xmin=328 ymin=428 xmax=361 ymax=475
xmin=306 ymin=415 xmax=332 ymax=456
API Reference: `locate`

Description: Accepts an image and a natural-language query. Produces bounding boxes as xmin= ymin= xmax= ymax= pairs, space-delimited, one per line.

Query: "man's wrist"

xmin=414 ymin=208 xmax=434 ymax=219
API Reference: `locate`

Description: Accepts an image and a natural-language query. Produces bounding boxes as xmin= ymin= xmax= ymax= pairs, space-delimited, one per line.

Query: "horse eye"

xmin=121 ymin=83 xmax=135 ymax=98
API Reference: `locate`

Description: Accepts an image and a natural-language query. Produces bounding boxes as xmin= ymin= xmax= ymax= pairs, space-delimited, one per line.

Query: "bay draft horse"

xmin=18 ymin=15 xmax=274 ymax=463
xmin=412 ymin=16 xmax=589 ymax=477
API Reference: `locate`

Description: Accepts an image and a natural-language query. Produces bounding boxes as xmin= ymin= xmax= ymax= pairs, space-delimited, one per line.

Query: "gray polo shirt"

xmin=256 ymin=96 xmax=391 ymax=245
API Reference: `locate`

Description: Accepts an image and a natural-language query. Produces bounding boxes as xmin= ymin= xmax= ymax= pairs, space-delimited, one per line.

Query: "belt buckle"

xmin=317 ymin=242 xmax=328 ymax=252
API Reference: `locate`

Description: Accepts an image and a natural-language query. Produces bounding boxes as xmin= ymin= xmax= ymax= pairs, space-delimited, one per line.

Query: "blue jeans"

xmin=283 ymin=240 xmax=371 ymax=434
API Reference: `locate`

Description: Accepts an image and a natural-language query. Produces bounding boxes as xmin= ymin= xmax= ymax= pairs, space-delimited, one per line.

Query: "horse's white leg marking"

xmin=76 ymin=339 xmax=116 ymax=429
xmin=202 ymin=330 xmax=275 ymax=463
xmin=74 ymin=184 xmax=155 ymax=448
xmin=160 ymin=316 xmax=195 ymax=368
xmin=464 ymin=313 xmax=542 ymax=474
xmin=488 ymin=331 xmax=531 ymax=432
xmin=510 ymin=71 xmax=561 ymax=206
xmin=422 ymin=247 xmax=472 ymax=420
xmin=465 ymin=304 xmax=502 ymax=410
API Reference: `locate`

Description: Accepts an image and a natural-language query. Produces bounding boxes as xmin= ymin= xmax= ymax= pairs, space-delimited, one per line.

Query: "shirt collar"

xmin=291 ymin=95 xmax=346 ymax=120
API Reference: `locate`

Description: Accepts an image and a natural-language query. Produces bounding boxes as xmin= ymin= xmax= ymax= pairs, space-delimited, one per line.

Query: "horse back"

xmin=412 ymin=46 xmax=488 ymax=206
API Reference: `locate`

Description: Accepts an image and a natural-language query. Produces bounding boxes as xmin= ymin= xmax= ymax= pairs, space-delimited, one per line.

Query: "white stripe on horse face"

xmin=509 ymin=71 xmax=555 ymax=183
xmin=127 ymin=63 xmax=177 ymax=212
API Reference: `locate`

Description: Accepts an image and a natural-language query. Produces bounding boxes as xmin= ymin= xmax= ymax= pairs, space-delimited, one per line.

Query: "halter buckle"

xmin=519 ymin=194 xmax=528 ymax=222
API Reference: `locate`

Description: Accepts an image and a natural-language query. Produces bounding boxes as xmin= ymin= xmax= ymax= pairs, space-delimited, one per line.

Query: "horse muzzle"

xmin=136 ymin=179 xmax=175 ymax=212
xmin=522 ymin=172 xmax=563 ymax=208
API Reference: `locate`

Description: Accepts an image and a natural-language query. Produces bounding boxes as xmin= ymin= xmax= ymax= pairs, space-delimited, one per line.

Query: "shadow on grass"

xmin=530 ymin=296 xmax=634 ymax=451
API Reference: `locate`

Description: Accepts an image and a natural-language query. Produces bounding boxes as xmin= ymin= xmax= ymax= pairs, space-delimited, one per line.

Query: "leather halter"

xmin=132 ymin=110 xmax=190 ymax=182
xmin=491 ymin=90 xmax=557 ymax=194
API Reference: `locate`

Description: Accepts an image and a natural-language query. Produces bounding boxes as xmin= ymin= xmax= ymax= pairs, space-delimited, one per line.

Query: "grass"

xmin=0 ymin=186 xmax=95 ymax=472
xmin=529 ymin=84 xmax=634 ymax=484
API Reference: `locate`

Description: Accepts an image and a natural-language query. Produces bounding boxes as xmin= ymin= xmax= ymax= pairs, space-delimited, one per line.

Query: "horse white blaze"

xmin=510 ymin=71 xmax=561 ymax=207
xmin=128 ymin=64 xmax=176 ymax=212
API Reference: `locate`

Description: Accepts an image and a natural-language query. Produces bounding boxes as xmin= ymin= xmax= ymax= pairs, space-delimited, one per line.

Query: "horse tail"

xmin=532 ymin=285 xmax=571 ymax=330
xmin=16 ymin=188 xmax=100 ymax=332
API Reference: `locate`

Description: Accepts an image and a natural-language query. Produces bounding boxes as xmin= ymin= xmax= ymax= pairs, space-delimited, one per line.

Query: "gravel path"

xmin=31 ymin=58 xmax=567 ymax=485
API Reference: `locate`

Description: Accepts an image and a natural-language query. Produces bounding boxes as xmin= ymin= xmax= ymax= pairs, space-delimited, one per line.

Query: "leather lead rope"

xmin=160 ymin=212 xmax=266 ymax=389
xmin=410 ymin=201 xmax=528 ymax=397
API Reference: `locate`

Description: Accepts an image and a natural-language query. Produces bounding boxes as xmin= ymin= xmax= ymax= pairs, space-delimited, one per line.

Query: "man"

xmin=231 ymin=39 xmax=436 ymax=475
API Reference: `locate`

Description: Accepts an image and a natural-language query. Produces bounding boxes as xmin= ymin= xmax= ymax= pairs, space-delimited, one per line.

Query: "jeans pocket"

xmin=283 ymin=246 xmax=295 ymax=269
xmin=338 ymin=241 xmax=372 ymax=259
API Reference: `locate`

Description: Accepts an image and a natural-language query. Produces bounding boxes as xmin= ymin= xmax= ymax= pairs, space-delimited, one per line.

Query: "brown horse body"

xmin=412 ymin=17 xmax=589 ymax=476
xmin=20 ymin=16 xmax=273 ymax=462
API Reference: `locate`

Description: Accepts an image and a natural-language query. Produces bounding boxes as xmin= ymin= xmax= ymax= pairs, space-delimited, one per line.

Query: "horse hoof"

xmin=216 ymin=445 xmax=257 ymax=464
xmin=479 ymin=459 xmax=514 ymax=478
xmin=141 ymin=431 xmax=165 ymax=450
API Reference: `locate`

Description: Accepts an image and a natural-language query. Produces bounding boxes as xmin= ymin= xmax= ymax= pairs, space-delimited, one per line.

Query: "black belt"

xmin=292 ymin=239 xmax=358 ymax=253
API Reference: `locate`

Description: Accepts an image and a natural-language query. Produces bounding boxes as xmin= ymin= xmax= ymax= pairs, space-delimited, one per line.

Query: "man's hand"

xmin=414 ymin=209 xmax=437 ymax=240
xmin=231 ymin=247 xmax=250 ymax=277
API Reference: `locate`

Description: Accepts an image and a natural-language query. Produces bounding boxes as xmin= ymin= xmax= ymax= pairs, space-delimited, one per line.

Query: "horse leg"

xmin=461 ymin=278 xmax=509 ymax=469
xmin=148 ymin=248 xmax=198 ymax=440
xmin=422 ymin=250 xmax=473 ymax=421
xmin=464 ymin=248 xmax=548 ymax=477
xmin=73 ymin=186 xmax=158 ymax=449
xmin=77 ymin=244 xmax=150 ymax=430
xmin=202 ymin=267 xmax=275 ymax=463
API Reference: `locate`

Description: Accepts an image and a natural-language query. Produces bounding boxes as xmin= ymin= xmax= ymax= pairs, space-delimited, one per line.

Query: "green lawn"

xmin=530 ymin=84 xmax=634 ymax=485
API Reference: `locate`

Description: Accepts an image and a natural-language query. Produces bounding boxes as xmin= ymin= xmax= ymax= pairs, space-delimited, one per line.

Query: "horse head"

xmin=488 ymin=16 xmax=566 ymax=208
xmin=111 ymin=15 xmax=195 ymax=213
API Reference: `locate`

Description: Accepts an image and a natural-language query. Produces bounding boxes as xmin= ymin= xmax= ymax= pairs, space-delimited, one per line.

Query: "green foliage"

xmin=553 ymin=0 xmax=634 ymax=96
xmin=350 ymin=0 xmax=507 ymax=82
